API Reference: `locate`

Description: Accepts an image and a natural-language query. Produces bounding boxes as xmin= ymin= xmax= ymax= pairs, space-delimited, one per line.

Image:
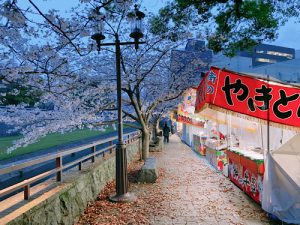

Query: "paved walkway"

xmin=145 ymin=135 xmax=270 ymax=225
xmin=77 ymin=135 xmax=274 ymax=225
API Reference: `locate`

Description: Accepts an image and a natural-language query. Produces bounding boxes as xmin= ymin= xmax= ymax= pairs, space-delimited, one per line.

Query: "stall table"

xmin=205 ymin=139 xmax=227 ymax=172
xmin=192 ymin=134 xmax=207 ymax=156
xmin=228 ymin=148 xmax=264 ymax=203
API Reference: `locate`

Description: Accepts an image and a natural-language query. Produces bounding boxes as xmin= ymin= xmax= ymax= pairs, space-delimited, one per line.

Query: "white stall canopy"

xmin=263 ymin=138 xmax=300 ymax=223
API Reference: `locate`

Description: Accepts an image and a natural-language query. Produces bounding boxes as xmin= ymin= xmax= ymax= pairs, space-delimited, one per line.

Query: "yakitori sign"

xmin=195 ymin=67 xmax=300 ymax=128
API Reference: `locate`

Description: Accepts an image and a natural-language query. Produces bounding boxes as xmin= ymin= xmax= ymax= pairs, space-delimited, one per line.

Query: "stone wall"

xmin=7 ymin=139 xmax=141 ymax=225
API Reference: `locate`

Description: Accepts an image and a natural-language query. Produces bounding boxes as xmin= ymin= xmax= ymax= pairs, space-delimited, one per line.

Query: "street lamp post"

xmin=91 ymin=4 xmax=145 ymax=202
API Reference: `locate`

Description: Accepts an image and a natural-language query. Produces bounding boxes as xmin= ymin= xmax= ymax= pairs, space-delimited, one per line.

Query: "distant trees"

xmin=0 ymin=83 xmax=41 ymax=107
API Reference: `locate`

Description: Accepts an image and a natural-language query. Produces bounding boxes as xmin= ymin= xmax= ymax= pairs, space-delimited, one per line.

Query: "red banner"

xmin=176 ymin=114 xmax=205 ymax=127
xmin=195 ymin=67 xmax=300 ymax=128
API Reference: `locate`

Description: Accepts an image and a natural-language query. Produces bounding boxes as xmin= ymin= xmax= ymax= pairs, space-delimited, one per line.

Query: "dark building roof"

xmin=185 ymin=39 xmax=206 ymax=52
xmin=239 ymin=43 xmax=295 ymax=67
xmin=170 ymin=39 xmax=213 ymax=82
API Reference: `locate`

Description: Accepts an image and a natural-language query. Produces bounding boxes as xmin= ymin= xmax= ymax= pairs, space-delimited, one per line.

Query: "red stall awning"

xmin=195 ymin=67 xmax=300 ymax=130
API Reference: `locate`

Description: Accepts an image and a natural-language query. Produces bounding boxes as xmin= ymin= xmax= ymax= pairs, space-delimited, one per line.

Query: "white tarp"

xmin=262 ymin=133 xmax=300 ymax=224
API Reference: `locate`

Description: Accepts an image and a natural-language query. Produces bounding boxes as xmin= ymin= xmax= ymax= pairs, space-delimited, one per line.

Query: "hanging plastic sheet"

xmin=262 ymin=142 xmax=300 ymax=223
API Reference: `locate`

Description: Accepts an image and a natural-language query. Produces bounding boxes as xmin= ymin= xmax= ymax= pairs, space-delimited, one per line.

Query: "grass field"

xmin=0 ymin=127 xmax=115 ymax=161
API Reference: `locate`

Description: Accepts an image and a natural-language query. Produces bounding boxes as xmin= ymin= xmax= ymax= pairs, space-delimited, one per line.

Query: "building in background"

xmin=170 ymin=39 xmax=213 ymax=85
xmin=211 ymin=43 xmax=300 ymax=83
xmin=241 ymin=43 xmax=295 ymax=67
xmin=171 ymin=40 xmax=300 ymax=84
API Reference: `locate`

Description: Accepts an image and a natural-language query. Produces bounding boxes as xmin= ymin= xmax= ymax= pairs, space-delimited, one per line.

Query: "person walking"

xmin=163 ymin=123 xmax=170 ymax=143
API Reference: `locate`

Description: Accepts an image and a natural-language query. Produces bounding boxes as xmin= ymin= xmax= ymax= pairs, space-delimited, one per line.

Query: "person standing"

xmin=163 ymin=123 xmax=170 ymax=143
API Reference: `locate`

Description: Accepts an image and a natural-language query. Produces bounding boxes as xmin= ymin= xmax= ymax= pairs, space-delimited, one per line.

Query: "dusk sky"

xmin=147 ymin=0 xmax=300 ymax=50
xmin=268 ymin=18 xmax=300 ymax=50
xmin=23 ymin=0 xmax=300 ymax=50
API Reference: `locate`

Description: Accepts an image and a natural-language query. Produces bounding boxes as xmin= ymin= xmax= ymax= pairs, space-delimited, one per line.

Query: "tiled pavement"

xmin=78 ymin=134 xmax=276 ymax=225
xmin=138 ymin=135 xmax=271 ymax=225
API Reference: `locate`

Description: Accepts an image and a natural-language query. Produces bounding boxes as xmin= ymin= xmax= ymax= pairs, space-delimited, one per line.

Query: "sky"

xmin=267 ymin=18 xmax=300 ymax=50
xmin=20 ymin=0 xmax=300 ymax=50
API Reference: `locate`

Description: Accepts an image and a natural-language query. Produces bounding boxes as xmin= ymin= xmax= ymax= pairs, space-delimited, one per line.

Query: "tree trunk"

xmin=151 ymin=118 xmax=161 ymax=143
xmin=141 ymin=128 xmax=150 ymax=160
xmin=155 ymin=117 xmax=161 ymax=137
xmin=151 ymin=124 xmax=156 ymax=142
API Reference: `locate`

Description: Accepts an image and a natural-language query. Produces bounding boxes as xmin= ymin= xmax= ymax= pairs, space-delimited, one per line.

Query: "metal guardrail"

xmin=0 ymin=131 xmax=140 ymax=200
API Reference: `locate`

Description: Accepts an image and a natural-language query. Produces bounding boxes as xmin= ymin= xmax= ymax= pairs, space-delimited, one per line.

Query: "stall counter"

xmin=205 ymin=139 xmax=227 ymax=172
xmin=227 ymin=147 xmax=264 ymax=203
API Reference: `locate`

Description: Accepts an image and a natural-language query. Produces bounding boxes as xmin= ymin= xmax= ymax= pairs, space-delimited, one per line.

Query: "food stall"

xmin=176 ymin=88 xmax=206 ymax=155
xmin=194 ymin=66 xmax=300 ymax=223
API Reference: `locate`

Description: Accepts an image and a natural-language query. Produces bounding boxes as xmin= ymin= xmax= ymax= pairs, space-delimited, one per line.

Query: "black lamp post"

xmin=91 ymin=4 xmax=145 ymax=202
xmin=129 ymin=4 xmax=145 ymax=50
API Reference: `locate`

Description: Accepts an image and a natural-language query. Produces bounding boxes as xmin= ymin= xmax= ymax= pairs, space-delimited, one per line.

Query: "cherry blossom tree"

xmin=4 ymin=0 xmax=294 ymax=159
xmin=0 ymin=0 xmax=205 ymax=159
xmin=0 ymin=0 xmax=117 ymax=150
xmin=118 ymin=36 xmax=207 ymax=159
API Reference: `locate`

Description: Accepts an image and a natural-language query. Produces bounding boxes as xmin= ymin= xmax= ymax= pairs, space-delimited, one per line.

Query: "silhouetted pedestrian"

xmin=163 ymin=123 xmax=170 ymax=143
